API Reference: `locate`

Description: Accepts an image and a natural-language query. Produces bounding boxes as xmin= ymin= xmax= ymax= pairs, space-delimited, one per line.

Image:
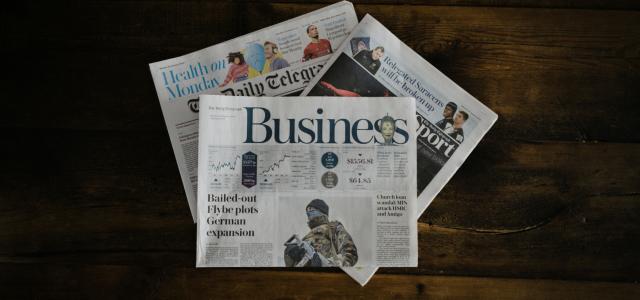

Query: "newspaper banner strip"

xmin=301 ymin=14 xmax=499 ymax=285
xmin=149 ymin=1 xmax=358 ymax=222
xmin=196 ymin=96 xmax=418 ymax=268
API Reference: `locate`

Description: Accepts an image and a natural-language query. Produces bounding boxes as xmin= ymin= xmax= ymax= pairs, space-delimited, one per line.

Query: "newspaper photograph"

xmin=149 ymin=1 xmax=358 ymax=221
xmin=301 ymin=14 xmax=499 ymax=284
xmin=196 ymin=95 xmax=418 ymax=268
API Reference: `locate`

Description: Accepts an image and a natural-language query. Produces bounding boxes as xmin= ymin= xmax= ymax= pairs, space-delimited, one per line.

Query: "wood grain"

xmin=2 ymin=264 xmax=639 ymax=299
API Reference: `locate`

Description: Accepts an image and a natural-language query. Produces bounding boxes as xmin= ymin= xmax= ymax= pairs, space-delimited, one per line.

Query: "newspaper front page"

xmin=149 ymin=1 xmax=358 ymax=221
xmin=196 ymin=95 xmax=418 ymax=268
xmin=301 ymin=14 xmax=499 ymax=284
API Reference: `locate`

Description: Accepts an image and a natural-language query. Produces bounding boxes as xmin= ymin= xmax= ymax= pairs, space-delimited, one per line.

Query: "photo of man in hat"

xmin=284 ymin=199 xmax=358 ymax=267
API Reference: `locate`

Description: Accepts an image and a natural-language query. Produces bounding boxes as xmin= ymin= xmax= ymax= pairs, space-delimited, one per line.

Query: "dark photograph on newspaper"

xmin=306 ymin=53 xmax=395 ymax=97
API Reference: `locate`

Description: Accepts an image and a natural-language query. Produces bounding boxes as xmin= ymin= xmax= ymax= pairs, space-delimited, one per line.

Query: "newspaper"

xmin=301 ymin=14 xmax=498 ymax=284
xmin=195 ymin=95 xmax=418 ymax=268
xmin=149 ymin=1 xmax=358 ymax=221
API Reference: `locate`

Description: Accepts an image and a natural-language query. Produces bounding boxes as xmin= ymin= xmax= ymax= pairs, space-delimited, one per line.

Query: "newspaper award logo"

xmin=321 ymin=171 xmax=338 ymax=188
xmin=241 ymin=151 xmax=257 ymax=188
xmin=321 ymin=152 xmax=339 ymax=169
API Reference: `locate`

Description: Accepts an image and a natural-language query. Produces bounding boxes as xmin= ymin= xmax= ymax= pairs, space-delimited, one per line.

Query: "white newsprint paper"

xmin=149 ymin=1 xmax=358 ymax=221
xmin=301 ymin=14 xmax=498 ymax=284
xmin=195 ymin=95 xmax=418 ymax=268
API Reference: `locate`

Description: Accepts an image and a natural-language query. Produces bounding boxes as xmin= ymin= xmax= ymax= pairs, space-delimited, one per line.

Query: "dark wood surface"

xmin=2 ymin=1 xmax=639 ymax=299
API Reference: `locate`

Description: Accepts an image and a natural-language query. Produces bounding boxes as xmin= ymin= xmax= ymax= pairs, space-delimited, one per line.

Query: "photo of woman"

xmin=219 ymin=52 xmax=249 ymax=87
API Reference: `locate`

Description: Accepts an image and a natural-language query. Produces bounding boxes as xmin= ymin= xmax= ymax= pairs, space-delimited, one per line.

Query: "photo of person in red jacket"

xmin=302 ymin=24 xmax=333 ymax=62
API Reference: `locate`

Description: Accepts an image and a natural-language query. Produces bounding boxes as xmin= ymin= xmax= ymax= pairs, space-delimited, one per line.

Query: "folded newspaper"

xmin=149 ymin=1 xmax=358 ymax=221
xmin=301 ymin=14 xmax=498 ymax=284
xmin=195 ymin=95 xmax=418 ymax=268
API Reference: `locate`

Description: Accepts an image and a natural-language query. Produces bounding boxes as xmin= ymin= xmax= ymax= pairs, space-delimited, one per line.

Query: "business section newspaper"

xmin=195 ymin=95 xmax=418 ymax=268
xmin=301 ymin=14 xmax=498 ymax=284
xmin=149 ymin=1 xmax=358 ymax=221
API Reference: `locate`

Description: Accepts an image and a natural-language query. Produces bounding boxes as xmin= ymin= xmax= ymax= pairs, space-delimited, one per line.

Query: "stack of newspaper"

xmin=149 ymin=1 xmax=497 ymax=286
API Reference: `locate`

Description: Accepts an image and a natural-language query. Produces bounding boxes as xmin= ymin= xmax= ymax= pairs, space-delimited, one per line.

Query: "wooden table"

xmin=2 ymin=1 xmax=639 ymax=298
